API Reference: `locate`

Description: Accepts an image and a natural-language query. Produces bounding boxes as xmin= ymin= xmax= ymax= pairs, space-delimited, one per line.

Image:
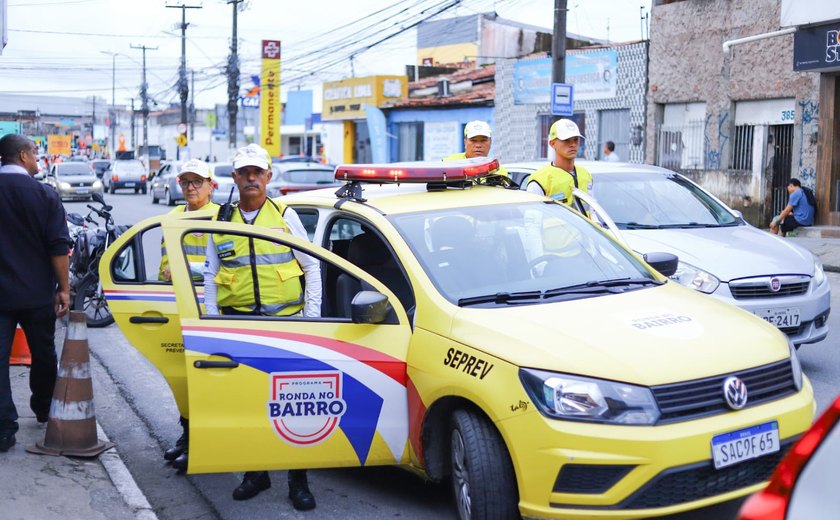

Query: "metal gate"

xmin=598 ymin=109 xmax=630 ymax=161
xmin=770 ymin=124 xmax=794 ymax=215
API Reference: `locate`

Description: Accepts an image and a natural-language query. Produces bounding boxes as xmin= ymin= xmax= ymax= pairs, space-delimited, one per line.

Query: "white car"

xmin=206 ymin=162 xmax=239 ymax=205
xmin=505 ymin=161 xmax=830 ymax=346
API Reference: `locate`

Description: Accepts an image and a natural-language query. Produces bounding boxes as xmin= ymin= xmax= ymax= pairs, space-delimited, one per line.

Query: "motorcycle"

xmin=67 ymin=192 xmax=128 ymax=327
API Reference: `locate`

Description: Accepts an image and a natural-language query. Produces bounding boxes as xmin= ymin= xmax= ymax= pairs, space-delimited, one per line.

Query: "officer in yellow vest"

xmin=527 ymin=119 xmax=592 ymax=214
xmin=203 ymin=143 xmax=321 ymax=511
xmin=443 ymin=120 xmax=508 ymax=176
xmin=158 ymin=158 xmax=219 ymax=282
xmin=159 ymin=158 xmax=219 ymax=473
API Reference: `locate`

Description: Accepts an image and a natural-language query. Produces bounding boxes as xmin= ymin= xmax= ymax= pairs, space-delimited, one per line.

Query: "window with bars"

xmin=731 ymin=125 xmax=754 ymax=170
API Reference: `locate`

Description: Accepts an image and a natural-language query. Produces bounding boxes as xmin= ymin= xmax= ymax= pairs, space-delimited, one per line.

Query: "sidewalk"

xmin=787 ymin=235 xmax=840 ymax=273
xmin=1 ymin=323 xmax=157 ymax=520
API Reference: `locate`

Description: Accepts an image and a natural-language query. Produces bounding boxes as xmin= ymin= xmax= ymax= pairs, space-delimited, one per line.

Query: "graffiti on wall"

xmin=704 ymin=112 xmax=729 ymax=170
xmin=798 ymin=99 xmax=819 ymax=189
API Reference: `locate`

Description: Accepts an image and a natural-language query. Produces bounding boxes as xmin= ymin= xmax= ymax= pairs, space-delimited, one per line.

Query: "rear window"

xmin=213 ymin=164 xmax=234 ymax=177
xmin=282 ymin=168 xmax=335 ymax=184
xmin=57 ymin=164 xmax=92 ymax=176
xmin=114 ymin=161 xmax=145 ymax=174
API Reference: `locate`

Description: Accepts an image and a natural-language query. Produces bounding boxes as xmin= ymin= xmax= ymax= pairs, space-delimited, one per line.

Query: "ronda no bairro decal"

xmin=268 ymin=371 xmax=347 ymax=446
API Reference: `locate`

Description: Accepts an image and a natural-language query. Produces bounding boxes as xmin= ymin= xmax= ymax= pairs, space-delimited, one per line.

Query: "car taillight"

xmin=111 ymin=175 xmax=119 ymax=182
xmin=141 ymin=175 xmax=147 ymax=181
xmin=738 ymin=396 xmax=840 ymax=520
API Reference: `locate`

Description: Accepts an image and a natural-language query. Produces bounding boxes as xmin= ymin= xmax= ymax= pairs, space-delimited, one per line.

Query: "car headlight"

xmin=813 ymin=256 xmax=826 ymax=287
xmin=789 ymin=342 xmax=803 ymax=391
xmin=59 ymin=182 xmax=71 ymax=190
xmin=670 ymin=261 xmax=720 ymax=293
xmin=519 ymin=368 xmax=660 ymax=425
xmin=92 ymin=180 xmax=102 ymax=189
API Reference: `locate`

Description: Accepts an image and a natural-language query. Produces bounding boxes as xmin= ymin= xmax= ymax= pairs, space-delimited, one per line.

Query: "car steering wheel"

xmin=528 ymin=254 xmax=567 ymax=277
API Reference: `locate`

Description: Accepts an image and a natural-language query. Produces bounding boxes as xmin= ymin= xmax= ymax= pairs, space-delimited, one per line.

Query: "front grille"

xmin=780 ymin=321 xmax=808 ymax=336
xmin=652 ymin=359 xmax=797 ymax=424
xmin=729 ymin=276 xmax=810 ymax=299
xmin=619 ymin=441 xmax=792 ymax=509
xmin=70 ymin=181 xmax=94 ymax=187
xmin=553 ymin=464 xmax=635 ymax=494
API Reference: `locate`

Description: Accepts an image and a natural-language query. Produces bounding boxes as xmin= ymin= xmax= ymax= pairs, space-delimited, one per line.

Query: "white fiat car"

xmin=505 ymin=161 xmax=830 ymax=347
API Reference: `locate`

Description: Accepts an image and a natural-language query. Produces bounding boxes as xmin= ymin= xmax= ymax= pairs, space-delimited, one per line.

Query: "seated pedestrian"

xmin=770 ymin=178 xmax=815 ymax=237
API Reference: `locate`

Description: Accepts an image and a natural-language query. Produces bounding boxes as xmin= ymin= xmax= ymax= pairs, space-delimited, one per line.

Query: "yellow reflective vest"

xmin=442 ymin=153 xmax=509 ymax=177
xmin=159 ymin=202 xmax=220 ymax=281
xmin=529 ymin=163 xmax=592 ymax=212
xmin=214 ymin=199 xmax=304 ymax=316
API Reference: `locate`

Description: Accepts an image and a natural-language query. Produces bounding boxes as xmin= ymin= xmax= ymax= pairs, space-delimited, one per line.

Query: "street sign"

xmin=551 ymin=83 xmax=574 ymax=116
xmin=176 ymin=134 xmax=188 ymax=147
xmin=211 ymin=129 xmax=225 ymax=136
xmin=176 ymin=123 xmax=187 ymax=134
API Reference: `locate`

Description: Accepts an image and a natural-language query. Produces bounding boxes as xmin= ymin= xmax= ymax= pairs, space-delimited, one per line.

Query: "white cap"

xmin=233 ymin=143 xmax=272 ymax=170
xmin=548 ymin=119 xmax=585 ymax=142
xmin=464 ymin=120 xmax=492 ymax=139
xmin=178 ymin=158 xmax=212 ymax=179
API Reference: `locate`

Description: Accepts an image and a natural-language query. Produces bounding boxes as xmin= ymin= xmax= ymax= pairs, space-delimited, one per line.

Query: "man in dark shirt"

xmin=0 ymin=134 xmax=71 ymax=452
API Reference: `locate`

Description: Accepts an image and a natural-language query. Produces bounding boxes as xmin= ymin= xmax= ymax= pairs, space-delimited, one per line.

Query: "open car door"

xmin=160 ymin=218 xmax=412 ymax=474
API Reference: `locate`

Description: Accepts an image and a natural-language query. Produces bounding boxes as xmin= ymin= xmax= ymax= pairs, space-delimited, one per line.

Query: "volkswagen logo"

xmin=769 ymin=277 xmax=781 ymax=292
xmin=723 ymin=376 xmax=748 ymax=410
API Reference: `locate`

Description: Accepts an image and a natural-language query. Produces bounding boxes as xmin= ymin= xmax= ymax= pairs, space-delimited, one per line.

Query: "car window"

xmin=594 ymin=173 xmax=738 ymax=228
xmin=389 ymin=202 xmax=655 ymax=303
xmin=213 ymin=165 xmax=234 ymax=177
xmin=57 ymin=163 xmax=92 ymax=176
xmin=114 ymin=161 xmax=145 ymax=174
xmin=293 ymin=208 xmax=319 ymax=241
xmin=282 ymin=168 xmax=335 ymax=184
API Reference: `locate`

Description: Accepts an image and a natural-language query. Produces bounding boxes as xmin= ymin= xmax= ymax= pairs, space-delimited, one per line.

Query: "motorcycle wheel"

xmin=73 ymin=275 xmax=114 ymax=328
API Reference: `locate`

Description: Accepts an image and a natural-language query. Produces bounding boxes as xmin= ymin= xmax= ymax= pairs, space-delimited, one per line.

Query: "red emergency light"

xmin=334 ymin=158 xmax=500 ymax=184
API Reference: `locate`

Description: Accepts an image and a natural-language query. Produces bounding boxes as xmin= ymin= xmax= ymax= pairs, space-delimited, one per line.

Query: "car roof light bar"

xmin=334 ymin=158 xmax=500 ymax=184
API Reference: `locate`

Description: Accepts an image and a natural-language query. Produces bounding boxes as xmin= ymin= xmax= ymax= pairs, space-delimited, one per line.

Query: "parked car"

xmin=66 ymin=155 xmax=90 ymax=163
xmin=505 ymin=161 xmax=831 ymax=347
xmin=267 ymin=162 xmax=341 ymax=197
xmin=101 ymin=159 xmax=814 ymax=519
xmin=738 ymin=394 xmax=840 ymax=519
xmin=43 ymin=162 xmax=103 ymax=201
xmin=208 ymin=162 xmax=238 ymax=204
xmin=104 ymin=159 xmax=148 ymax=194
xmin=150 ymin=161 xmax=184 ymax=206
xmin=91 ymin=160 xmax=111 ymax=179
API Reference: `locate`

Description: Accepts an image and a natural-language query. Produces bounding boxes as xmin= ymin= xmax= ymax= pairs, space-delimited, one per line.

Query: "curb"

xmin=96 ymin=423 xmax=159 ymax=520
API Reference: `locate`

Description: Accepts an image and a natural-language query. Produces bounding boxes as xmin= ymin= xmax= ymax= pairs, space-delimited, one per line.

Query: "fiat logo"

xmin=769 ymin=277 xmax=781 ymax=292
xmin=723 ymin=376 xmax=748 ymax=410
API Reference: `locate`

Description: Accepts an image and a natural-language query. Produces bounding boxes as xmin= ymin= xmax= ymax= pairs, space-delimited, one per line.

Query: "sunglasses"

xmin=179 ymin=179 xmax=207 ymax=189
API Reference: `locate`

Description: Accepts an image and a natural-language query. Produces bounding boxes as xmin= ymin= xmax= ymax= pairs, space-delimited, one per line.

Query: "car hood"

xmin=621 ymin=225 xmax=815 ymax=281
xmin=446 ymin=283 xmax=789 ymax=386
xmin=57 ymin=174 xmax=98 ymax=183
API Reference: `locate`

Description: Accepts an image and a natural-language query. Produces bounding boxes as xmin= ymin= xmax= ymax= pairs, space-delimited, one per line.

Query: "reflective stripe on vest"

xmin=214 ymin=200 xmax=304 ymax=316
xmin=159 ymin=202 xmax=219 ymax=281
xmin=529 ymin=164 xmax=592 ymax=208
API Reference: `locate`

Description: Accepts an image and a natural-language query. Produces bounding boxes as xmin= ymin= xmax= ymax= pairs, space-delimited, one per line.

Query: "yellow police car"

xmin=100 ymin=159 xmax=814 ymax=519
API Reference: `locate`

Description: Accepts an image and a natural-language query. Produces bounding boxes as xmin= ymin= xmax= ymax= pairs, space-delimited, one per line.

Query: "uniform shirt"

xmin=203 ymin=202 xmax=322 ymax=318
xmin=789 ymin=188 xmax=815 ymax=226
xmin=0 ymin=164 xmax=71 ymax=310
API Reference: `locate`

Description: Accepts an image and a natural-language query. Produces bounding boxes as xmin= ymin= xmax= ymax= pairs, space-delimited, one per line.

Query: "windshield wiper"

xmin=543 ymin=278 xmax=661 ymax=298
xmin=620 ymin=222 xmax=662 ymax=229
xmin=656 ymin=222 xmax=720 ymax=228
xmin=458 ymin=291 xmax=543 ymax=307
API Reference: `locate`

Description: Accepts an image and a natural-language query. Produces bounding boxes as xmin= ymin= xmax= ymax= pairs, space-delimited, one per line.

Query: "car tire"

xmin=449 ymin=409 xmax=519 ymax=520
xmin=151 ymin=190 xmax=159 ymax=204
xmin=73 ymin=274 xmax=114 ymax=328
xmin=134 ymin=187 xmax=139 ymax=194
xmin=165 ymin=189 xmax=175 ymax=206
xmin=109 ymin=183 xmax=115 ymax=194
xmin=141 ymin=185 xmax=147 ymax=195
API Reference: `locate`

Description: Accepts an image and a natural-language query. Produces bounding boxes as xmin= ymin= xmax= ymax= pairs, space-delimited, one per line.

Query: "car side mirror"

xmin=350 ymin=290 xmax=391 ymax=324
xmin=644 ymin=252 xmax=679 ymax=277
xmin=731 ymin=209 xmax=743 ymax=219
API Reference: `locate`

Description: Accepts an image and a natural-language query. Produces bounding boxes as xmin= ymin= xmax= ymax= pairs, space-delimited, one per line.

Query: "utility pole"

xmin=189 ymin=69 xmax=195 ymax=140
xmin=100 ymin=51 xmax=118 ymax=158
xmin=227 ymin=0 xmax=244 ymax=152
xmin=130 ymin=98 xmax=136 ymax=150
xmin=130 ymin=44 xmax=158 ymax=167
xmin=167 ymin=2 xmax=201 ymax=159
xmin=551 ymin=0 xmax=567 ymax=124
xmin=91 ymin=96 xmax=96 ymax=144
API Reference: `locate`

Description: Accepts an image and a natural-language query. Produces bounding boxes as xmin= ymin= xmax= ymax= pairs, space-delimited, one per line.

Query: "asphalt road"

xmin=62 ymin=192 xmax=840 ymax=520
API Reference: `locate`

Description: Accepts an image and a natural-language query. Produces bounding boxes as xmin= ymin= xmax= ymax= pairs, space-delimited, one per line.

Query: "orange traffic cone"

xmin=10 ymin=325 xmax=31 ymax=365
xmin=27 ymin=311 xmax=112 ymax=457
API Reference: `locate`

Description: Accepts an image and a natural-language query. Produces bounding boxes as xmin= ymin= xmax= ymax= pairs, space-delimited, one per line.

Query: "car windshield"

xmin=57 ymin=164 xmax=92 ymax=176
xmin=213 ymin=164 xmax=234 ymax=177
xmin=114 ymin=161 xmax=145 ymax=174
xmin=389 ymin=202 xmax=658 ymax=304
xmin=593 ymin=173 xmax=739 ymax=228
xmin=281 ymin=168 xmax=335 ymax=184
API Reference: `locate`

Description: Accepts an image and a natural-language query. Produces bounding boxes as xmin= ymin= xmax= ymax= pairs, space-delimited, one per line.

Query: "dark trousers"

xmin=0 ymin=305 xmax=58 ymax=433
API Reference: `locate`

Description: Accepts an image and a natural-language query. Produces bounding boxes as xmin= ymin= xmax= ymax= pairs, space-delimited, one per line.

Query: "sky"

xmin=0 ymin=0 xmax=652 ymax=111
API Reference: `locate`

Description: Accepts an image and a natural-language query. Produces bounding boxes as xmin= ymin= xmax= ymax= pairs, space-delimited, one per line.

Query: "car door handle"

xmin=193 ymin=360 xmax=240 ymax=369
xmin=129 ymin=316 xmax=169 ymax=324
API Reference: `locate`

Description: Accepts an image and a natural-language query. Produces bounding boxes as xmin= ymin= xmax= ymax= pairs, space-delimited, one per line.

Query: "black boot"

xmin=164 ymin=416 xmax=188 ymax=461
xmin=171 ymin=451 xmax=188 ymax=473
xmin=288 ymin=469 xmax=316 ymax=511
xmin=232 ymin=471 xmax=271 ymax=501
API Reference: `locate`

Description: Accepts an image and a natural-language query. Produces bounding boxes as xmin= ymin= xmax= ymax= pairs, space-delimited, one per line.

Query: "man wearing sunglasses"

xmin=157 ymin=158 xmax=218 ymax=476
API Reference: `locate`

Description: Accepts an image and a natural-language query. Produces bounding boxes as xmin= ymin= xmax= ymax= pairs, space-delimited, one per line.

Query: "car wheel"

xmin=73 ymin=275 xmax=114 ymax=328
xmin=449 ymin=409 xmax=519 ymax=520
xmin=165 ymin=189 xmax=175 ymax=206
xmin=109 ymin=183 xmax=115 ymax=194
xmin=134 ymin=187 xmax=139 ymax=194
xmin=151 ymin=190 xmax=159 ymax=204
